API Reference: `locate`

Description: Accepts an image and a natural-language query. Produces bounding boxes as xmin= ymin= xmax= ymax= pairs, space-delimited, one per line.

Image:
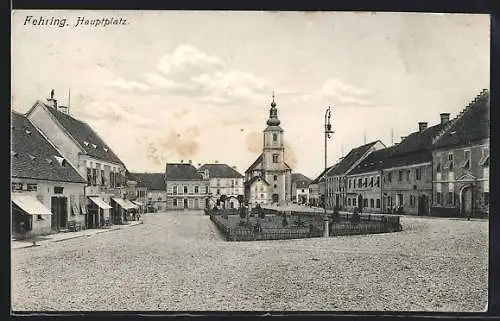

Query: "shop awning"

xmin=124 ymin=199 xmax=139 ymax=209
xmin=88 ymin=197 xmax=112 ymax=209
xmin=112 ymin=197 xmax=135 ymax=210
xmin=132 ymin=200 xmax=144 ymax=206
xmin=11 ymin=194 xmax=52 ymax=215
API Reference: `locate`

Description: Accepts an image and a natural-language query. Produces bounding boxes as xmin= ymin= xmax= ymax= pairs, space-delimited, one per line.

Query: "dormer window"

xmin=11 ymin=151 xmax=18 ymax=157
xmin=103 ymin=147 xmax=109 ymax=152
xmin=92 ymin=144 xmax=97 ymax=149
xmin=28 ymin=154 xmax=36 ymax=161
xmin=83 ymin=141 xmax=89 ymax=146
xmin=25 ymin=130 xmax=32 ymax=135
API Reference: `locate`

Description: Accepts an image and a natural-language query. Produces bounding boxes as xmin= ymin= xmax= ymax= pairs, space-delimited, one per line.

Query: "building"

xmin=325 ymin=141 xmax=385 ymax=210
xmin=198 ymin=163 xmax=244 ymax=209
xmin=25 ymin=92 xmax=131 ymax=227
xmin=131 ymin=173 xmax=166 ymax=212
xmin=244 ymin=176 xmax=271 ymax=205
xmin=291 ymin=173 xmax=312 ymax=204
xmin=165 ymin=161 xmax=209 ymax=210
xmin=379 ymin=117 xmax=447 ymax=215
xmin=431 ymin=89 xmax=490 ymax=218
xmin=11 ymin=111 xmax=87 ymax=237
xmin=245 ymin=96 xmax=292 ymax=205
xmin=308 ymin=165 xmax=337 ymax=208
xmin=346 ymin=147 xmax=395 ymax=213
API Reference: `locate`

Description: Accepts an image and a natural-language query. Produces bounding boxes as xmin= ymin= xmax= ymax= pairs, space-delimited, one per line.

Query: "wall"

xmin=11 ymin=178 xmax=87 ymax=228
xmin=209 ymin=177 xmax=244 ymax=197
xmin=165 ymin=180 xmax=208 ymax=210
xmin=248 ymin=179 xmax=270 ymax=205
xmin=345 ymin=171 xmax=382 ymax=213
xmin=147 ymin=189 xmax=167 ymax=211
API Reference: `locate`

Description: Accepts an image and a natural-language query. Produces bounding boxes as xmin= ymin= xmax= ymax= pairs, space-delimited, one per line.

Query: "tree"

xmin=237 ymin=194 xmax=245 ymax=209
xmin=219 ymin=195 xmax=227 ymax=209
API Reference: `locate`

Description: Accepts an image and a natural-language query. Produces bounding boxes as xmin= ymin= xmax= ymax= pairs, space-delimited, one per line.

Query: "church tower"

xmin=262 ymin=94 xmax=291 ymax=204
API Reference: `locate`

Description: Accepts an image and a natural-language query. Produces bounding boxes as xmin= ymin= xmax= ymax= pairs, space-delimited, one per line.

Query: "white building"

xmin=198 ymin=163 xmax=244 ymax=209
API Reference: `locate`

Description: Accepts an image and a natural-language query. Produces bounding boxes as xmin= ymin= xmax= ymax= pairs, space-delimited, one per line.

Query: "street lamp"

xmin=323 ymin=106 xmax=335 ymax=237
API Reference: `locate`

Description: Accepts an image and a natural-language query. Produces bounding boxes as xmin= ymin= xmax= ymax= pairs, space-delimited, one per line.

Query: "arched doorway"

xmin=272 ymin=193 xmax=279 ymax=203
xmin=183 ymin=199 xmax=188 ymax=209
xmin=461 ymin=186 xmax=473 ymax=217
xmin=357 ymin=194 xmax=363 ymax=211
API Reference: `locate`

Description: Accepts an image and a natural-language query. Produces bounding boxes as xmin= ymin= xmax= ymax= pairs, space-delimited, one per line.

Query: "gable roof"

xmin=199 ymin=164 xmax=244 ymax=179
xmin=391 ymin=123 xmax=445 ymax=157
xmin=244 ymin=175 xmax=270 ymax=187
xmin=349 ymin=146 xmax=396 ymax=175
xmin=291 ymin=173 xmax=312 ymax=188
xmin=165 ymin=163 xmax=203 ymax=180
xmin=433 ymin=90 xmax=490 ymax=149
xmin=11 ymin=112 xmax=86 ymax=184
xmin=310 ymin=164 xmax=338 ymax=184
xmin=328 ymin=141 xmax=380 ymax=176
xmin=41 ymin=102 xmax=124 ymax=165
xmin=246 ymin=154 xmax=263 ymax=173
xmin=130 ymin=172 xmax=165 ymax=190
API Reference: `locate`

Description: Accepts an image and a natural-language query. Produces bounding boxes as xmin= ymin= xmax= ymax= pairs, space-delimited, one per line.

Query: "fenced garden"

xmin=207 ymin=206 xmax=402 ymax=242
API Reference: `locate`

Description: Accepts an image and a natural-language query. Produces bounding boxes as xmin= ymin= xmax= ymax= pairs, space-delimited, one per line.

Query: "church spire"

xmin=267 ymin=92 xmax=280 ymax=126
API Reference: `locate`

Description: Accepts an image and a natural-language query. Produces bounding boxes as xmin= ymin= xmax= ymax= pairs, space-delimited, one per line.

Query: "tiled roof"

xmin=310 ymin=164 xmax=338 ymax=184
xmin=11 ymin=112 xmax=86 ymax=184
xmin=327 ymin=141 xmax=380 ymax=176
xmin=199 ymin=164 xmax=244 ymax=179
xmin=433 ymin=90 xmax=490 ymax=149
xmin=246 ymin=154 xmax=263 ymax=173
xmin=349 ymin=146 xmax=396 ymax=175
xmin=291 ymin=173 xmax=312 ymax=188
xmin=130 ymin=172 xmax=166 ymax=190
xmin=43 ymin=103 xmax=124 ymax=165
xmin=244 ymin=175 xmax=270 ymax=187
xmin=165 ymin=163 xmax=203 ymax=180
xmin=391 ymin=123 xmax=444 ymax=157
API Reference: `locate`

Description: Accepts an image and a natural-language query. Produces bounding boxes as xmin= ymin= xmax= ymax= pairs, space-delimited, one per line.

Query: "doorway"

xmin=183 ymin=199 xmax=188 ymax=209
xmin=51 ymin=196 xmax=68 ymax=231
xmin=418 ymin=195 xmax=429 ymax=216
xmin=272 ymin=193 xmax=279 ymax=203
xmin=461 ymin=186 xmax=473 ymax=217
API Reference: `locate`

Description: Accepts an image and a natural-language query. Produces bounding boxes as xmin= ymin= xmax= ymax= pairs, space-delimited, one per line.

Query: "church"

xmin=244 ymin=95 xmax=292 ymax=205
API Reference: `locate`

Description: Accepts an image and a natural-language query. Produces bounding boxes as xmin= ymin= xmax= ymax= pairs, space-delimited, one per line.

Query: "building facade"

xmin=26 ymin=93 xmax=131 ymax=228
xmin=198 ymin=163 xmax=244 ymax=209
xmin=11 ymin=112 xmax=87 ymax=237
xmin=244 ymin=176 xmax=270 ymax=205
xmin=165 ymin=162 xmax=209 ymax=210
xmin=245 ymin=96 xmax=292 ymax=205
xmin=431 ymin=89 xmax=490 ymax=218
xmin=131 ymin=173 xmax=167 ymax=212
xmin=291 ymin=173 xmax=312 ymax=204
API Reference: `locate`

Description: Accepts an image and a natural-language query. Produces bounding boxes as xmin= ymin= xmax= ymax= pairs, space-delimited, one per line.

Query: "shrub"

xmin=294 ymin=215 xmax=306 ymax=227
xmin=239 ymin=207 xmax=247 ymax=219
xmin=282 ymin=215 xmax=288 ymax=227
xmin=351 ymin=211 xmax=361 ymax=224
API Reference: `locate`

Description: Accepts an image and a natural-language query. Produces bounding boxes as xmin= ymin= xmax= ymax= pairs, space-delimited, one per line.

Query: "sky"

xmin=11 ymin=11 xmax=490 ymax=179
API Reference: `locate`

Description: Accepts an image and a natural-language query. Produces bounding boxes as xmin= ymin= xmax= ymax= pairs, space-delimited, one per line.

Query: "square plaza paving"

xmin=11 ymin=210 xmax=488 ymax=312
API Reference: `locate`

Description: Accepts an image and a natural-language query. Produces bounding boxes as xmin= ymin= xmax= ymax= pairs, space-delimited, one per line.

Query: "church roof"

xmin=245 ymin=154 xmax=263 ymax=173
xmin=244 ymin=175 xmax=270 ymax=187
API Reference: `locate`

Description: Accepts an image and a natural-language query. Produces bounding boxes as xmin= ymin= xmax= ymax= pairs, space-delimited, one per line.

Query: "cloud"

xmin=145 ymin=125 xmax=201 ymax=165
xmin=317 ymin=78 xmax=387 ymax=108
xmin=104 ymin=78 xmax=151 ymax=92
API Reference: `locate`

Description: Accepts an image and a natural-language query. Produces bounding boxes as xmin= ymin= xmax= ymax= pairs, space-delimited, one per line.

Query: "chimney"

xmin=180 ymin=160 xmax=184 ymax=163
xmin=440 ymin=113 xmax=450 ymax=125
xmin=400 ymin=136 xmax=406 ymax=142
xmin=232 ymin=166 xmax=237 ymax=169
xmin=418 ymin=122 xmax=428 ymax=133
xmin=215 ymin=160 xmax=218 ymax=164
xmin=46 ymin=89 xmax=58 ymax=108
xmin=188 ymin=160 xmax=192 ymax=164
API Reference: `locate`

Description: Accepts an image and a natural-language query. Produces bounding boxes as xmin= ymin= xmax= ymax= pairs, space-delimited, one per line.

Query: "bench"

xmin=67 ymin=221 xmax=82 ymax=232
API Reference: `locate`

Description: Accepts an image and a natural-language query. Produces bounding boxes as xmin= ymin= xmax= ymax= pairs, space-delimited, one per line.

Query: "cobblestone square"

xmin=11 ymin=211 xmax=488 ymax=312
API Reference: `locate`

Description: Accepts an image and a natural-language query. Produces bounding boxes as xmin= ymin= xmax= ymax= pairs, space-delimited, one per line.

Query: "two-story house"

xmin=25 ymin=93 xmax=130 ymax=228
xmin=346 ymin=147 xmax=394 ymax=213
xmin=326 ymin=140 xmax=385 ymax=210
xmin=431 ymin=89 xmax=489 ymax=218
xmin=244 ymin=176 xmax=270 ymax=206
xmin=198 ymin=163 xmax=244 ymax=209
xmin=131 ymin=172 xmax=167 ymax=212
xmin=291 ymin=173 xmax=312 ymax=205
xmin=308 ymin=164 xmax=338 ymax=208
xmin=165 ymin=161 xmax=209 ymax=210
xmin=11 ymin=112 xmax=87 ymax=237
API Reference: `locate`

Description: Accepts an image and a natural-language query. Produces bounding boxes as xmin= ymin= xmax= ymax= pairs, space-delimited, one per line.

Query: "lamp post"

xmin=323 ymin=106 xmax=335 ymax=237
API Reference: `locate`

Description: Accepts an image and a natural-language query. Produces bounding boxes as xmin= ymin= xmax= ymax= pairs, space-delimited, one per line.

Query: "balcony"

xmin=86 ymin=185 xmax=123 ymax=197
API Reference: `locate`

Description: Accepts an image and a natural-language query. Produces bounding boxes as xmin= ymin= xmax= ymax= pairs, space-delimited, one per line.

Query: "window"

xmin=173 ymin=185 xmax=178 ymax=195
xmin=194 ymin=185 xmax=199 ymax=194
xmin=447 ymin=192 xmax=453 ymax=205
xmin=363 ymin=199 xmax=368 ymax=207
xmin=436 ymin=192 xmax=442 ymax=205
xmin=406 ymin=170 xmax=410 ymax=181
xmin=231 ymin=180 xmax=235 ymax=188
xmin=369 ymin=177 xmax=373 ymax=187
xmin=272 ymin=154 xmax=279 ymax=163
xmin=462 ymin=150 xmax=471 ymax=169
xmin=376 ymin=199 xmax=381 ymax=208
xmin=416 ymin=168 xmax=421 ymax=180
xmin=205 ymin=186 xmax=209 ymax=194
xmin=409 ymin=195 xmax=414 ymax=207
xmin=398 ymin=170 xmax=403 ymax=182
xmin=274 ymin=175 xmax=278 ymax=181
xmin=387 ymin=172 xmax=392 ymax=183
xmin=274 ymin=184 xmax=277 ymax=189
xmin=217 ymin=189 xmax=220 ymax=195
xmin=101 ymin=170 xmax=105 ymax=185
xmin=301 ymin=189 xmax=305 ymax=193
xmin=54 ymin=186 xmax=64 ymax=194
xmin=183 ymin=185 xmax=188 ymax=194
xmin=348 ymin=198 xmax=351 ymax=206
xmin=273 ymin=133 xmax=277 ymax=142
xmin=448 ymin=153 xmax=453 ymax=161
xmin=348 ymin=179 xmax=352 ymax=189
xmin=448 ymin=153 xmax=454 ymax=170
xmin=353 ymin=198 xmax=357 ymax=206
xmin=37 ymin=214 xmax=43 ymax=220
xmin=173 ymin=199 xmax=177 ymax=207
xmin=436 ymin=162 xmax=441 ymax=173
xmin=370 ymin=199 xmax=374 ymax=208
xmin=353 ymin=179 xmax=356 ymax=188
xmin=26 ymin=183 xmax=37 ymax=191
xmin=92 ymin=168 xmax=97 ymax=186
xmin=260 ymin=194 xmax=264 ymax=199
xmin=376 ymin=176 xmax=380 ymax=187
xmin=11 ymin=182 xmax=22 ymax=191
xmin=358 ymin=178 xmax=362 ymax=188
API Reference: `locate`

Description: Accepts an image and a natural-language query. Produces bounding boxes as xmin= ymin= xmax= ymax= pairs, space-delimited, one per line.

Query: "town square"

xmin=11 ymin=11 xmax=489 ymax=312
